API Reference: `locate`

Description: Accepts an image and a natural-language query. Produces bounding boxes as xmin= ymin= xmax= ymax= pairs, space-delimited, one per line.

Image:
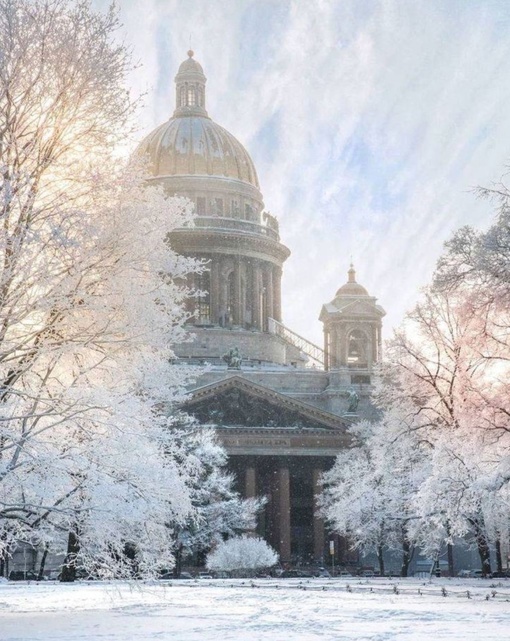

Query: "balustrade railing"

xmin=174 ymin=216 xmax=280 ymax=241
xmin=268 ymin=318 xmax=325 ymax=368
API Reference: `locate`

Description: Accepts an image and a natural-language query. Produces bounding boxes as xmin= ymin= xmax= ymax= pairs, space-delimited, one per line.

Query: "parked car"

xmin=280 ymin=569 xmax=312 ymax=578
xmin=492 ymin=570 xmax=510 ymax=578
xmin=316 ymin=568 xmax=331 ymax=578
xmin=198 ymin=572 xmax=213 ymax=579
xmin=159 ymin=571 xmax=194 ymax=580
xmin=458 ymin=569 xmax=472 ymax=578
xmin=360 ymin=570 xmax=375 ymax=578
xmin=176 ymin=571 xmax=194 ymax=580
xmin=338 ymin=570 xmax=352 ymax=578
xmin=212 ymin=571 xmax=230 ymax=579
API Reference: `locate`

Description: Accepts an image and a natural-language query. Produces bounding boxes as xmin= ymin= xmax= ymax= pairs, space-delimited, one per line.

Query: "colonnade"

xmin=234 ymin=457 xmax=328 ymax=564
xmin=194 ymin=255 xmax=282 ymax=329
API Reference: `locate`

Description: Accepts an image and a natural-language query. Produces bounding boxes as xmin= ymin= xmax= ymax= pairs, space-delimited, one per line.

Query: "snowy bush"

xmin=206 ymin=536 xmax=278 ymax=573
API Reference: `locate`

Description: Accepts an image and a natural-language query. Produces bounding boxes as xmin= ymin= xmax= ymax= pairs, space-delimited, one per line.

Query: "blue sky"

xmin=97 ymin=0 xmax=510 ymax=345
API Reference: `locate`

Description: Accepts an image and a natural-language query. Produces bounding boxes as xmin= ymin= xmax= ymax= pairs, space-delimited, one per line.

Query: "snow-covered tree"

xmin=321 ymin=407 xmax=428 ymax=577
xmin=170 ymin=427 xmax=262 ymax=577
xmin=0 ymin=0 xmax=209 ymax=579
xmin=206 ymin=535 xmax=278 ymax=575
xmin=322 ymin=273 xmax=510 ymax=576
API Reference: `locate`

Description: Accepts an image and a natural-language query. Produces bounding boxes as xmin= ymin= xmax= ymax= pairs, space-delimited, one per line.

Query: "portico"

xmin=182 ymin=376 xmax=350 ymax=564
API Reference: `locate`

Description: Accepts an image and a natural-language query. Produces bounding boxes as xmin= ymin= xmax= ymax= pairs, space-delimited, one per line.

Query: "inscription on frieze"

xmin=223 ymin=437 xmax=292 ymax=448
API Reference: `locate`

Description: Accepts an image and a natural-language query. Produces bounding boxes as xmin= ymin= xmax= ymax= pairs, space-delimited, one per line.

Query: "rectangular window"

xmin=196 ymin=197 xmax=206 ymax=215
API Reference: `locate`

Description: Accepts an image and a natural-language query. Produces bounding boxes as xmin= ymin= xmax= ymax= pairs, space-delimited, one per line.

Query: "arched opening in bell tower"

xmin=347 ymin=329 xmax=368 ymax=366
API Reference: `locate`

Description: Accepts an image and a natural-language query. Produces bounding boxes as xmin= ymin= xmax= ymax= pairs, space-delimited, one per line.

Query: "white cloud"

xmin=102 ymin=0 xmax=510 ymax=345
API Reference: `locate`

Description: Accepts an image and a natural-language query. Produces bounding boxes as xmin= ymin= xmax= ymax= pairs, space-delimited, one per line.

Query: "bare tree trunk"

xmin=470 ymin=518 xmax=491 ymax=576
xmin=60 ymin=531 xmax=80 ymax=583
xmin=37 ymin=544 xmax=50 ymax=581
xmin=495 ymin=537 xmax=503 ymax=575
xmin=0 ymin=535 xmax=11 ymax=579
xmin=447 ymin=541 xmax=454 ymax=577
xmin=173 ymin=542 xmax=184 ymax=579
xmin=446 ymin=522 xmax=454 ymax=577
xmin=400 ymin=526 xmax=414 ymax=578
xmin=377 ymin=543 xmax=385 ymax=577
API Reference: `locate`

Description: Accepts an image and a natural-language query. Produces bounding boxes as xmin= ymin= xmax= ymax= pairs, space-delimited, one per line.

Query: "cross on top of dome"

xmin=348 ymin=262 xmax=356 ymax=283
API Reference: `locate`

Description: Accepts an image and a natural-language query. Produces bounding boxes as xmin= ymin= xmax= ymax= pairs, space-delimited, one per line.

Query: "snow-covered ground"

xmin=1 ymin=577 xmax=509 ymax=640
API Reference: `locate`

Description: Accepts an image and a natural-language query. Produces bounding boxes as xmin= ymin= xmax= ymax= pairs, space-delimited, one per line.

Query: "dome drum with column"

xmin=137 ymin=51 xmax=291 ymax=365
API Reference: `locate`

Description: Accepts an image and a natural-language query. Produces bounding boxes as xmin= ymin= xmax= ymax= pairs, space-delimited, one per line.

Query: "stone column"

xmin=312 ymin=468 xmax=325 ymax=562
xmin=273 ymin=266 xmax=282 ymax=322
xmin=265 ymin=265 xmax=274 ymax=325
xmin=278 ymin=465 xmax=291 ymax=563
xmin=210 ymin=259 xmax=220 ymax=324
xmin=339 ymin=326 xmax=347 ymax=366
xmin=251 ymin=262 xmax=260 ymax=330
xmin=324 ymin=328 xmax=329 ymax=371
xmin=330 ymin=329 xmax=338 ymax=369
xmin=245 ymin=465 xmax=257 ymax=537
xmin=218 ymin=257 xmax=227 ymax=326
xmin=269 ymin=467 xmax=280 ymax=551
xmin=233 ymin=257 xmax=241 ymax=326
xmin=245 ymin=466 xmax=256 ymax=498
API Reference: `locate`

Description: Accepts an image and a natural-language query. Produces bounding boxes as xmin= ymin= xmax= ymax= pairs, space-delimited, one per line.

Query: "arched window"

xmin=197 ymin=86 xmax=204 ymax=107
xmin=195 ymin=271 xmax=210 ymax=324
xmin=187 ymin=86 xmax=196 ymax=106
xmin=347 ymin=330 xmax=367 ymax=365
xmin=180 ymin=86 xmax=186 ymax=107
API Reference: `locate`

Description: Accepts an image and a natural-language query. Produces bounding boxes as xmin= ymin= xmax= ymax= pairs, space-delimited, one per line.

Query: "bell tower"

xmin=319 ymin=264 xmax=385 ymax=386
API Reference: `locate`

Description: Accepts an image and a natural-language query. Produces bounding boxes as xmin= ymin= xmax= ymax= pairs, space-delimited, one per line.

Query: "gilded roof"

xmin=137 ymin=115 xmax=260 ymax=188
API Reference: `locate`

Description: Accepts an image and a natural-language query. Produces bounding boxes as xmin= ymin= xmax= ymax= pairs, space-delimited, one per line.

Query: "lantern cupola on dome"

xmin=173 ymin=50 xmax=208 ymax=118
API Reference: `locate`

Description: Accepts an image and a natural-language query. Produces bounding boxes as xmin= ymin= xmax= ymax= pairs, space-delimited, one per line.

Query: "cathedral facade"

xmin=138 ymin=52 xmax=385 ymax=566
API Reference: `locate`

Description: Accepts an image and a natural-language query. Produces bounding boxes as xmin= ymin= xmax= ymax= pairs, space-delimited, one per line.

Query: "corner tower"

xmin=137 ymin=51 xmax=294 ymax=365
xmin=320 ymin=264 xmax=385 ymax=381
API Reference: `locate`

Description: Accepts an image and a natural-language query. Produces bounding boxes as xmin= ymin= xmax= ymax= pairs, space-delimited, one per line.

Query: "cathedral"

xmin=138 ymin=51 xmax=386 ymax=566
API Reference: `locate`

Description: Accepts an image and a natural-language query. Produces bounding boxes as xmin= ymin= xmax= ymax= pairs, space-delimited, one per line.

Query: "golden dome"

xmin=137 ymin=116 xmax=260 ymax=188
xmin=137 ymin=52 xmax=260 ymax=189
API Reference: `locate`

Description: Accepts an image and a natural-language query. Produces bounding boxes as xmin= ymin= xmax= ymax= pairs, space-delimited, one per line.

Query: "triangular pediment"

xmin=324 ymin=298 xmax=385 ymax=318
xmin=182 ymin=375 xmax=348 ymax=431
